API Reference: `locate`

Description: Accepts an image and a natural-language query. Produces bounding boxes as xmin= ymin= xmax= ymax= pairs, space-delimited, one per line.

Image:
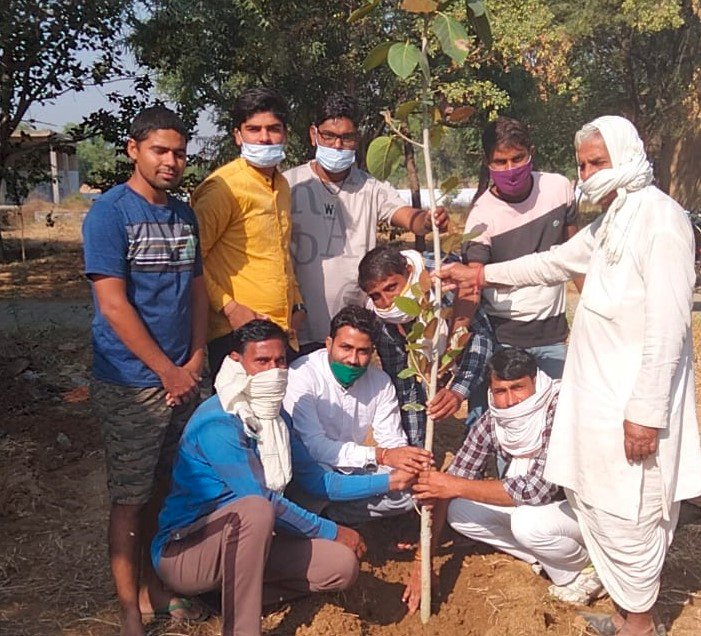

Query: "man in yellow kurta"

xmin=191 ymin=88 xmax=305 ymax=380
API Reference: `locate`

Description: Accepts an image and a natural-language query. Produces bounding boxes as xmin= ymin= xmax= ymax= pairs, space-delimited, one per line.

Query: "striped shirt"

xmin=448 ymin=385 xmax=562 ymax=505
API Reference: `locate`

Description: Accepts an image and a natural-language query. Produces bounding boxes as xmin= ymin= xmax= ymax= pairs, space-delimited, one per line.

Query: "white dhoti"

xmin=566 ymin=464 xmax=680 ymax=613
xmin=447 ymin=498 xmax=590 ymax=586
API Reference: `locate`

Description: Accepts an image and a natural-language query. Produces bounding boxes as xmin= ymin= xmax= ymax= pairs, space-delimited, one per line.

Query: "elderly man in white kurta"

xmin=437 ymin=115 xmax=701 ymax=636
xmin=283 ymin=305 xmax=431 ymax=526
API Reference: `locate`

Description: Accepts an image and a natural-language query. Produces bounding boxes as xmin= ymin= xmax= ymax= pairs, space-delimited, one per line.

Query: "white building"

xmin=0 ymin=128 xmax=80 ymax=206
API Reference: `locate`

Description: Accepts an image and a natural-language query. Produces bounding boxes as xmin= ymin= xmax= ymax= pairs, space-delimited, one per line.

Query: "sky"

xmin=24 ymin=51 xmax=220 ymax=146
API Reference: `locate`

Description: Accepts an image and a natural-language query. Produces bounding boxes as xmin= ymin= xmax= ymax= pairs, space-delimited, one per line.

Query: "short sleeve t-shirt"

xmin=463 ymin=171 xmax=577 ymax=348
xmin=82 ymin=184 xmax=202 ymax=387
xmin=284 ymin=162 xmax=407 ymax=344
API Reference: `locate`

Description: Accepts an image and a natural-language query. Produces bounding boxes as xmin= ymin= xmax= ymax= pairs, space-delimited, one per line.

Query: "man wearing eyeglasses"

xmin=462 ymin=117 xmax=580 ymax=384
xmin=284 ymin=93 xmax=448 ymax=354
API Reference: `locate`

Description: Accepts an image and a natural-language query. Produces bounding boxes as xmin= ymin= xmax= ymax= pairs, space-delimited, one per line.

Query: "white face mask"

xmin=367 ymin=249 xmax=425 ymax=324
xmin=240 ymin=142 xmax=286 ymax=168
xmin=244 ymin=366 xmax=288 ymax=419
xmin=315 ymin=140 xmax=355 ymax=173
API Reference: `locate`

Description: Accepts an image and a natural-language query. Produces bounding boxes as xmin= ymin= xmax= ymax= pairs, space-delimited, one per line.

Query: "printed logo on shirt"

xmin=126 ymin=222 xmax=197 ymax=272
xmin=324 ymin=203 xmax=335 ymax=217
xmin=553 ymin=219 xmax=560 ymax=227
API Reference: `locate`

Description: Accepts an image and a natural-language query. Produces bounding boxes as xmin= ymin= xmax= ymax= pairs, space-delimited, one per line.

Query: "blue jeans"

xmin=464 ymin=341 xmax=567 ymax=429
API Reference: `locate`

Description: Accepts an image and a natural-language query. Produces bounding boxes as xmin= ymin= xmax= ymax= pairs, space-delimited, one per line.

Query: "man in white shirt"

xmin=284 ymin=93 xmax=448 ymax=352
xmin=437 ymin=116 xmax=701 ymax=636
xmin=283 ymin=305 xmax=431 ymax=525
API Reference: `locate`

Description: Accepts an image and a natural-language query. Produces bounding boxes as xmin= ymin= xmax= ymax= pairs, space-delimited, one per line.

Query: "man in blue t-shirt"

xmin=154 ymin=319 xmax=415 ymax=635
xmin=82 ymin=106 xmax=208 ymax=635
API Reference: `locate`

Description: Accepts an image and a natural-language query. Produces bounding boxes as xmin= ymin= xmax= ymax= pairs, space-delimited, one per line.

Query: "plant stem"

xmin=419 ymin=22 xmax=444 ymax=625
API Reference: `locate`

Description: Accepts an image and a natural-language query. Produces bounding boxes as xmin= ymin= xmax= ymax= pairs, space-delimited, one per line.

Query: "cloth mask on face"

xmin=315 ymin=141 xmax=355 ymax=173
xmin=240 ymin=142 xmax=286 ymax=168
xmin=489 ymin=158 xmax=533 ymax=199
xmin=329 ymin=360 xmax=368 ymax=389
xmin=489 ymin=369 xmax=558 ymax=478
xmin=576 ymin=115 xmax=654 ymax=265
xmin=214 ymin=356 xmax=292 ymax=493
xmin=367 ymin=249 xmax=425 ymax=324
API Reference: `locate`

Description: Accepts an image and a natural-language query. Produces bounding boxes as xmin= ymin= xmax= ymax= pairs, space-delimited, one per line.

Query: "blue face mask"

xmin=315 ymin=143 xmax=355 ymax=174
xmin=240 ymin=142 xmax=286 ymax=168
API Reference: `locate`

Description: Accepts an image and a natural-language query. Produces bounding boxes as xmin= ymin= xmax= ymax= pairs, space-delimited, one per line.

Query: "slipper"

xmin=141 ymin=597 xmax=210 ymax=623
xmin=579 ymin=611 xmax=618 ymax=636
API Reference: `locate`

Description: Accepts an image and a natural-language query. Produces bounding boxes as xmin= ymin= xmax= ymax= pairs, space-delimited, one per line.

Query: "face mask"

xmin=330 ymin=360 xmax=368 ymax=389
xmin=240 ymin=142 xmax=286 ymax=168
xmin=489 ymin=158 xmax=533 ymax=198
xmin=315 ymin=143 xmax=355 ymax=173
xmin=244 ymin=367 xmax=289 ymax=419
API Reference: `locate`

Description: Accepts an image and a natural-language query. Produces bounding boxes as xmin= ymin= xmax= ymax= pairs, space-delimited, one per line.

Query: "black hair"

xmin=329 ymin=305 xmax=379 ymax=343
xmin=230 ymin=87 xmax=289 ymax=130
xmin=129 ymin=106 xmax=189 ymax=142
xmin=487 ymin=348 xmax=538 ymax=381
xmin=230 ymin=319 xmax=287 ymax=354
xmin=358 ymin=245 xmax=409 ymax=292
xmin=471 ymin=116 xmax=533 ymax=205
xmin=314 ymin=93 xmax=361 ymax=128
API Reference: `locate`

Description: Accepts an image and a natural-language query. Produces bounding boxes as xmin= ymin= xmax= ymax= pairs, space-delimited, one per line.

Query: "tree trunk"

xmin=404 ymin=138 xmax=425 ymax=251
xmin=655 ymin=121 xmax=701 ymax=210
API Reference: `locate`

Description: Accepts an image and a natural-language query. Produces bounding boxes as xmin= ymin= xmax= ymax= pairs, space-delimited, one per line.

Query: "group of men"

xmin=82 ymin=87 xmax=701 ymax=636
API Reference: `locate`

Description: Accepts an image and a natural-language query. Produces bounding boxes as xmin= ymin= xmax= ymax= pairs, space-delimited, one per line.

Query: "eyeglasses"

xmin=315 ymin=128 xmax=359 ymax=149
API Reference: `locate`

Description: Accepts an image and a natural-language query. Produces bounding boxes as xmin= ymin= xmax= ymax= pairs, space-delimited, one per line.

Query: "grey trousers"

xmin=156 ymin=496 xmax=359 ymax=636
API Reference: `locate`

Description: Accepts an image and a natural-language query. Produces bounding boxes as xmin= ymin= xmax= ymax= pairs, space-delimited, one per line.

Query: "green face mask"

xmin=330 ymin=360 xmax=368 ymax=389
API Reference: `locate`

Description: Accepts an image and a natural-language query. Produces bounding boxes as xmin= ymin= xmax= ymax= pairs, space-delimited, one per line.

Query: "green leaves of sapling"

xmin=366 ymin=135 xmax=403 ymax=180
xmin=387 ymin=42 xmax=422 ymax=79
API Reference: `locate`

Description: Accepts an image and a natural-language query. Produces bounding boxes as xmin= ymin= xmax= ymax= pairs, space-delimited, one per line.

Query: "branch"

xmin=385 ymin=116 xmax=424 ymax=149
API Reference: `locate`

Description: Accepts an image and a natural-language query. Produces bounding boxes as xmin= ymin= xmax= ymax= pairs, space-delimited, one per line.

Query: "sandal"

xmin=141 ymin=597 xmax=210 ymax=623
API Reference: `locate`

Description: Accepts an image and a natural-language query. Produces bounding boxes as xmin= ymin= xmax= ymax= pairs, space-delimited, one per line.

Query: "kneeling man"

xmin=153 ymin=320 xmax=407 ymax=636
xmin=404 ymin=348 xmax=602 ymax=613
xmin=284 ymin=305 xmax=430 ymax=525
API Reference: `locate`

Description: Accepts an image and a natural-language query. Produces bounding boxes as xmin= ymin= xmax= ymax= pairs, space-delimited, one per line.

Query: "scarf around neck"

xmin=489 ymin=369 xmax=557 ymax=478
xmin=578 ymin=115 xmax=654 ymax=265
xmin=214 ymin=356 xmax=292 ymax=493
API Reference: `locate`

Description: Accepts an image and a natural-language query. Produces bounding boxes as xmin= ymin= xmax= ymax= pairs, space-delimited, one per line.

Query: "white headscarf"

xmin=214 ymin=356 xmax=292 ymax=493
xmin=489 ymin=369 xmax=558 ymax=478
xmin=577 ymin=115 xmax=654 ymax=264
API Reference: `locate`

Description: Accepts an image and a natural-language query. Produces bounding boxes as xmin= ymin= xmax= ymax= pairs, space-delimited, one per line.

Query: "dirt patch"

xmin=0 ymin=234 xmax=700 ymax=635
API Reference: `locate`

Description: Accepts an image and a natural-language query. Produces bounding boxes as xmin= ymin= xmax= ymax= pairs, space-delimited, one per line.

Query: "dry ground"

xmin=1 ymin=214 xmax=700 ymax=635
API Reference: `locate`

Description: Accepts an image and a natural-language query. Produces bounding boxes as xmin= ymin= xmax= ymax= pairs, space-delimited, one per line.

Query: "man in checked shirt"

xmin=359 ymin=245 xmax=494 ymax=448
xmin=402 ymin=348 xmax=604 ymax=614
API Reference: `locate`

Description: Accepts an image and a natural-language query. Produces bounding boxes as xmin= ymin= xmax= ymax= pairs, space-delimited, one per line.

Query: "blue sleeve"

xmin=289 ymin=425 xmax=390 ymax=501
xmin=198 ymin=416 xmax=338 ymax=540
xmin=82 ymin=198 xmax=128 ymax=279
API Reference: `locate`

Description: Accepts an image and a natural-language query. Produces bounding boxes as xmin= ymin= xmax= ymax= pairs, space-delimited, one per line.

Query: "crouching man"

xmin=284 ymin=305 xmax=428 ymax=525
xmin=403 ymin=348 xmax=603 ymax=613
xmin=152 ymin=320 xmax=404 ymax=635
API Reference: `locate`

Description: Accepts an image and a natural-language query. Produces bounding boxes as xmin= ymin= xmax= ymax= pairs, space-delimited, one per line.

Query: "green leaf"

xmin=429 ymin=124 xmax=444 ymax=147
xmin=395 ymin=99 xmax=421 ymax=120
xmin=348 ymin=0 xmax=380 ymax=23
xmin=466 ymin=0 xmax=492 ymax=48
xmin=440 ymin=349 xmax=463 ymax=366
xmin=402 ymin=402 xmax=426 ymax=412
xmin=441 ymin=175 xmax=460 ymax=194
xmin=394 ymin=295 xmax=422 ymax=317
xmin=366 ymin=136 xmax=402 ymax=180
xmin=407 ymin=320 xmax=425 ymax=341
xmin=432 ymin=12 xmax=470 ymax=64
xmin=401 ymin=0 xmax=438 ymax=12
xmin=362 ymin=41 xmax=394 ymax=72
xmin=387 ymin=42 xmax=421 ymax=80
xmin=397 ymin=367 xmax=418 ymax=379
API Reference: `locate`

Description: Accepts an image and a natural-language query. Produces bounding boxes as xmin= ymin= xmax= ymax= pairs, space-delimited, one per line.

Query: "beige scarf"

xmin=214 ymin=357 xmax=292 ymax=493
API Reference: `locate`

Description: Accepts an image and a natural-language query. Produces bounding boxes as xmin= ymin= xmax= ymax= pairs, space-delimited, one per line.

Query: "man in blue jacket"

xmin=152 ymin=319 xmax=413 ymax=635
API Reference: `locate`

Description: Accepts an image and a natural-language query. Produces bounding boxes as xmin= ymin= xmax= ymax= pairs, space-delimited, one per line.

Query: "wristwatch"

xmin=292 ymin=303 xmax=307 ymax=313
